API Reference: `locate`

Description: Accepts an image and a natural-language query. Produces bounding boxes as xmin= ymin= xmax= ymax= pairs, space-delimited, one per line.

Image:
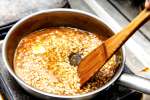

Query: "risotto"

xmin=14 ymin=27 xmax=119 ymax=95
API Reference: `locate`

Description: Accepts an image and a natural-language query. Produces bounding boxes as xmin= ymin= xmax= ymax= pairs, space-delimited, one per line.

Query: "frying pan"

xmin=2 ymin=8 xmax=150 ymax=99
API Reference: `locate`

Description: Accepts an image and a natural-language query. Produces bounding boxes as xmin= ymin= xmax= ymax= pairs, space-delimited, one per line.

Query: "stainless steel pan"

xmin=2 ymin=8 xmax=150 ymax=100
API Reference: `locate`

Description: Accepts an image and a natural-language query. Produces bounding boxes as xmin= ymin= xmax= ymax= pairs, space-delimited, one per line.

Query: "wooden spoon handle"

xmin=78 ymin=9 xmax=150 ymax=86
xmin=104 ymin=9 xmax=150 ymax=58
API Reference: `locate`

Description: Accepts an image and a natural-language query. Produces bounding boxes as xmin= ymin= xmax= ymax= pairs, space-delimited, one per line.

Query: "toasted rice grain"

xmin=14 ymin=27 xmax=119 ymax=96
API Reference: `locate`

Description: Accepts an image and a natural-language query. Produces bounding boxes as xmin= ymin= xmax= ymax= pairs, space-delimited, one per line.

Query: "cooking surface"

xmin=0 ymin=0 xmax=149 ymax=99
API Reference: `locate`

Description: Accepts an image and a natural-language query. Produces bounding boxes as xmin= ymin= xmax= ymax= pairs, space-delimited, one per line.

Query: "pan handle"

xmin=117 ymin=73 xmax=150 ymax=94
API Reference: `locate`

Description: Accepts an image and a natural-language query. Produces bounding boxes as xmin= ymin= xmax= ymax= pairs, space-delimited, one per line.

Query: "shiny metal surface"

xmin=118 ymin=73 xmax=150 ymax=94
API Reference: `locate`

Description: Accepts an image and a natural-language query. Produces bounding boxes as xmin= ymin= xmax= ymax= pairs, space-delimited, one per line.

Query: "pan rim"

xmin=2 ymin=8 xmax=125 ymax=99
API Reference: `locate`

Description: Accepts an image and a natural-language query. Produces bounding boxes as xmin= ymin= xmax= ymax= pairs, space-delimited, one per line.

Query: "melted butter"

xmin=32 ymin=45 xmax=46 ymax=54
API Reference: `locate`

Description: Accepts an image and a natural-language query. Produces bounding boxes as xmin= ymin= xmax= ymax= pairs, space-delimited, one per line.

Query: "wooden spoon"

xmin=77 ymin=8 xmax=150 ymax=86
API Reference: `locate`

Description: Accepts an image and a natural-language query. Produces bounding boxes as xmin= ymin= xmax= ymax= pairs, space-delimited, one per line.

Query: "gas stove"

xmin=0 ymin=0 xmax=148 ymax=99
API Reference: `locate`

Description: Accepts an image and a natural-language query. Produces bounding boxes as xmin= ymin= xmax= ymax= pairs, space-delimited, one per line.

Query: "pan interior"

xmin=4 ymin=9 xmax=124 ymax=98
